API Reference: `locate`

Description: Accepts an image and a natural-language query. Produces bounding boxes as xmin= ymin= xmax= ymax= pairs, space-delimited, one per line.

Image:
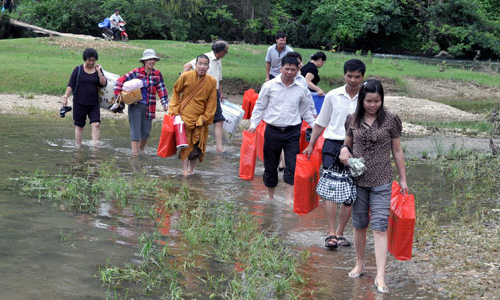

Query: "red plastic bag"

xmin=312 ymin=132 xmax=325 ymax=165
xmin=387 ymin=181 xmax=415 ymax=260
xmin=310 ymin=149 xmax=322 ymax=186
xmin=157 ymin=114 xmax=177 ymax=158
xmin=239 ymin=131 xmax=257 ymax=180
xmin=242 ymin=89 xmax=255 ymax=119
xmin=293 ymin=154 xmax=319 ymax=215
xmin=299 ymin=120 xmax=311 ymax=153
xmin=249 ymin=92 xmax=258 ymax=118
xmin=255 ymin=121 xmax=266 ymax=161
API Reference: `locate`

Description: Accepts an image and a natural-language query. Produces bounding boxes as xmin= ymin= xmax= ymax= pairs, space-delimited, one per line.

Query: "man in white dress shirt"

xmin=303 ymin=59 xmax=366 ymax=249
xmin=249 ymin=55 xmax=315 ymax=204
xmin=285 ymin=51 xmax=317 ymax=117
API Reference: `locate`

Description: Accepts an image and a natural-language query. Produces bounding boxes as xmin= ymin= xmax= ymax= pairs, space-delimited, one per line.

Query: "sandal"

xmin=337 ymin=236 xmax=351 ymax=247
xmin=374 ymin=279 xmax=390 ymax=294
xmin=324 ymin=235 xmax=338 ymax=249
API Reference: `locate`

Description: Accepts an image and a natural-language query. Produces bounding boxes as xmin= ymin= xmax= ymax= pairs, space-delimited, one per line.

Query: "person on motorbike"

xmin=109 ymin=9 xmax=125 ymax=41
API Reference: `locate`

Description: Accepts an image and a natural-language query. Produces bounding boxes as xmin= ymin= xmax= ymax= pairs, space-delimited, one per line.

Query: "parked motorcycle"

xmin=98 ymin=18 xmax=129 ymax=42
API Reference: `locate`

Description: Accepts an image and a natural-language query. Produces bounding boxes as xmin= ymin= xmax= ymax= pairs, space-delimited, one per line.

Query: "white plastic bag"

xmin=122 ymin=79 xmax=143 ymax=92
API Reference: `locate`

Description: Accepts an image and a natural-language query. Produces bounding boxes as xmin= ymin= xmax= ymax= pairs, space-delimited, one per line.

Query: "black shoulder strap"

xmin=72 ymin=65 xmax=81 ymax=95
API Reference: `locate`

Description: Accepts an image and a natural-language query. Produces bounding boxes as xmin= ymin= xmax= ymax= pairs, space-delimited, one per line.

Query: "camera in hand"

xmin=60 ymin=106 xmax=72 ymax=118
xmin=305 ymin=127 xmax=313 ymax=142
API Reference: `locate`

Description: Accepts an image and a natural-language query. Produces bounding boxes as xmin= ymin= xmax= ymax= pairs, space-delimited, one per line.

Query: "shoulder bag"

xmin=316 ymin=152 xmax=357 ymax=205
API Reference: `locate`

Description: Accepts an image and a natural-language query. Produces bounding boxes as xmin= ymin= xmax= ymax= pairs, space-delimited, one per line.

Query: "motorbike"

xmin=98 ymin=18 xmax=129 ymax=42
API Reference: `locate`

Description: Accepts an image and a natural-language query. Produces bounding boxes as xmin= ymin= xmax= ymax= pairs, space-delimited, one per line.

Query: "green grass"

xmin=413 ymin=120 xmax=494 ymax=134
xmin=2 ymin=37 xmax=500 ymax=96
xmin=430 ymin=98 xmax=500 ymax=113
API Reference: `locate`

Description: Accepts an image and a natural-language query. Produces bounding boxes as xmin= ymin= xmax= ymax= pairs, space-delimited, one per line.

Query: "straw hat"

xmin=140 ymin=49 xmax=160 ymax=62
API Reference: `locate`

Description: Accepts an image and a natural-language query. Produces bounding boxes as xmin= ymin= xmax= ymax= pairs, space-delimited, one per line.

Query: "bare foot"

xmin=216 ymin=146 xmax=225 ymax=153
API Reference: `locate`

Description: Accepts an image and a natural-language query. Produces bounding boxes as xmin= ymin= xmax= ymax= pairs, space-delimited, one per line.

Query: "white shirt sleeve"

xmin=304 ymin=88 xmax=317 ymax=115
xmin=219 ymin=62 xmax=223 ymax=81
xmin=315 ymin=93 xmax=333 ymax=127
xmin=189 ymin=58 xmax=196 ymax=69
xmin=250 ymin=83 xmax=270 ymax=129
xmin=299 ymin=89 xmax=316 ymax=127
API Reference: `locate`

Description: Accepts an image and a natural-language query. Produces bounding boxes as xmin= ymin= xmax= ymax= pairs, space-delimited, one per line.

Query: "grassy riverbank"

xmin=407 ymin=149 xmax=500 ymax=299
xmin=2 ymin=37 xmax=500 ymax=99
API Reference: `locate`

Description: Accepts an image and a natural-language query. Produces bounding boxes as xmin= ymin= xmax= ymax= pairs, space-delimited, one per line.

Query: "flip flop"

xmin=324 ymin=235 xmax=338 ymax=249
xmin=374 ymin=279 xmax=390 ymax=294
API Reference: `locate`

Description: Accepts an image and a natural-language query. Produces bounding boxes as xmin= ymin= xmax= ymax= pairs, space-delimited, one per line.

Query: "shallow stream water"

xmin=2 ymin=113 xmax=494 ymax=299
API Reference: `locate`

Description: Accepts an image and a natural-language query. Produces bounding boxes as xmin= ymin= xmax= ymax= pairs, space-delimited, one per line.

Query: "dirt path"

xmin=9 ymin=19 xmax=100 ymax=41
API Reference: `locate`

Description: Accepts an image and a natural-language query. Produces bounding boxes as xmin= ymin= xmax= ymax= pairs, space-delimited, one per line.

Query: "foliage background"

xmin=3 ymin=0 xmax=500 ymax=59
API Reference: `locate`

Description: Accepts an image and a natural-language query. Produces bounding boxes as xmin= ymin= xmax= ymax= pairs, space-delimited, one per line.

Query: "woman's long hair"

xmin=351 ymin=79 xmax=385 ymax=128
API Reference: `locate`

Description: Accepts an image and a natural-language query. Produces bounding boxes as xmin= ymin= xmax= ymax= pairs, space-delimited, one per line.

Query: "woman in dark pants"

xmin=63 ymin=48 xmax=107 ymax=147
xmin=339 ymin=79 xmax=408 ymax=294
xmin=114 ymin=49 xmax=168 ymax=156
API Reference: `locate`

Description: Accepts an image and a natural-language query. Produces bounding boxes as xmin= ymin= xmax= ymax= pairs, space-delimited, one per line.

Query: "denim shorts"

xmin=352 ymin=182 xmax=392 ymax=231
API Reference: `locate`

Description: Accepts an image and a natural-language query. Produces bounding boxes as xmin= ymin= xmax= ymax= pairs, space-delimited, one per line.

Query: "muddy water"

xmin=1 ymin=113 xmax=487 ymax=299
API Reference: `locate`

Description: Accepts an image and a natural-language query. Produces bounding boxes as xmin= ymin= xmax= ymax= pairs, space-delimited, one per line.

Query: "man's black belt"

xmin=268 ymin=123 xmax=301 ymax=133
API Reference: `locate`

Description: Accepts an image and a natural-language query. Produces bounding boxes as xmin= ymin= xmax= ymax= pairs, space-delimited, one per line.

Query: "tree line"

xmin=4 ymin=0 xmax=500 ymax=59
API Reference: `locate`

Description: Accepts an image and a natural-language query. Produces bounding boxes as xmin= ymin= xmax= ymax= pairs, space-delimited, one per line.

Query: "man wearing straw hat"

xmin=169 ymin=54 xmax=217 ymax=176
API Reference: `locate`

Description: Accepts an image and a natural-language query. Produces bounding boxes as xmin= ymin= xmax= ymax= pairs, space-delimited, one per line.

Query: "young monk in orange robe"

xmin=168 ymin=54 xmax=217 ymax=176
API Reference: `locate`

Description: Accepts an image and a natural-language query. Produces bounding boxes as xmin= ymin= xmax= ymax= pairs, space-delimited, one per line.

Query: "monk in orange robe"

xmin=168 ymin=54 xmax=217 ymax=176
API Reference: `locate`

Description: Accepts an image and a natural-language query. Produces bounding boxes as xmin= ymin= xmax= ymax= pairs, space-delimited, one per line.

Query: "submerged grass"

xmin=100 ymin=197 xmax=307 ymax=299
xmin=16 ymin=161 xmax=180 ymax=216
xmin=15 ymin=161 xmax=307 ymax=299
xmin=410 ymin=149 xmax=500 ymax=299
